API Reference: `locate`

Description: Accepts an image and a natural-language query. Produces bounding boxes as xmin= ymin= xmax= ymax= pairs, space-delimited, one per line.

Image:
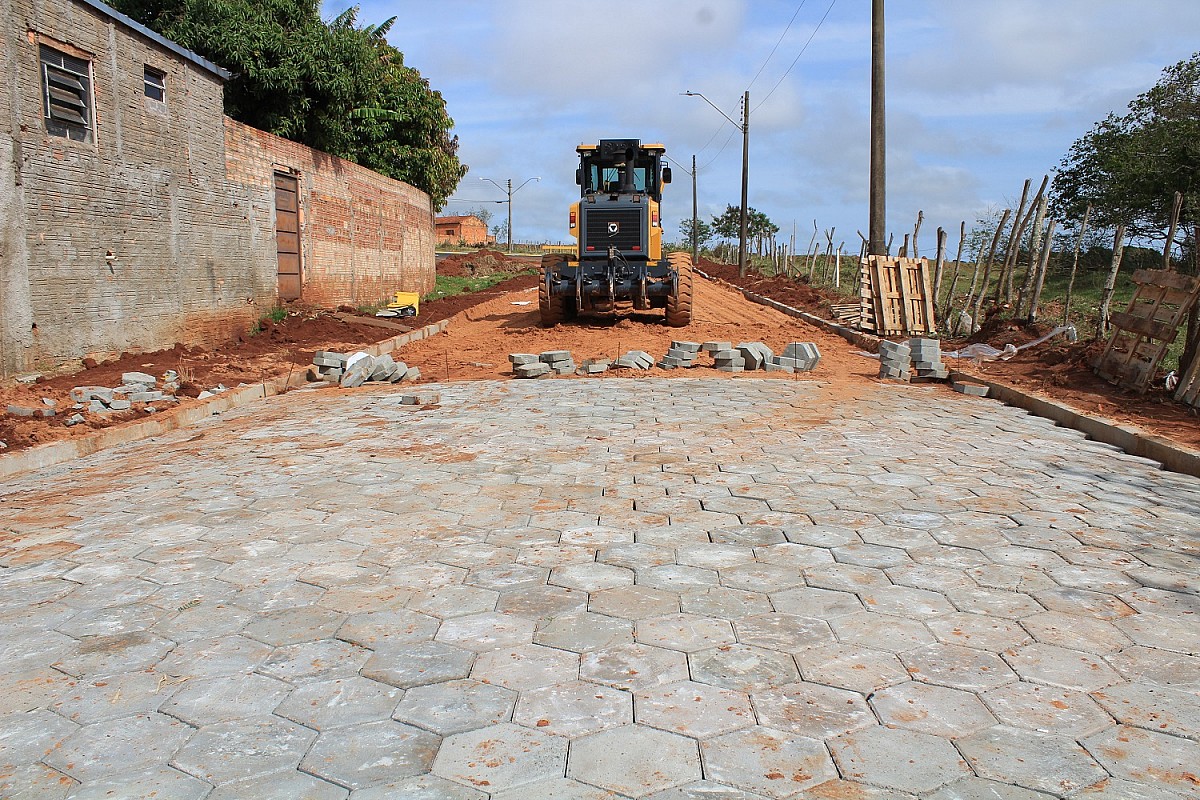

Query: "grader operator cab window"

xmin=588 ymin=164 xmax=652 ymax=195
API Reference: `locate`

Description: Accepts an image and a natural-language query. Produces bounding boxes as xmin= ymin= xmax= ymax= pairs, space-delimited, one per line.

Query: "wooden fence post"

xmin=1096 ymin=224 xmax=1128 ymax=337
xmin=1063 ymin=205 xmax=1091 ymax=325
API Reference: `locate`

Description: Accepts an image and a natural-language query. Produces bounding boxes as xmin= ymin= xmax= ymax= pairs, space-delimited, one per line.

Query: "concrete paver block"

xmin=690 ymin=644 xmax=799 ymax=692
xmin=205 ymin=771 xmax=348 ymax=800
xmin=362 ymin=641 xmax=476 ymax=689
xmin=870 ymin=680 xmax=997 ymax=738
xmin=702 ymin=727 xmax=836 ymax=798
xmin=830 ymin=726 xmax=970 ymax=794
xmin=432 ymin=723 xmax=567 ymax=792
xmin=568 ymin=725 xmax=701 ymax=797
xmin=274 ymin=676 xmax=402 ymax=731
xmin=533 ymin=611 xmax=633 ymax=653
xmin=514 ymin=679 xmax=631 ymax=737
xmin=980 ymin=682 xmax=1113 ymax=738
xmin=170 ymin=715 xmax=317 ymax=785
xmin=470 ymin=643 xmax=579 ymax=691
xmin=392 ymin=678 xmax=516 ymax=736
xmin=300 ymin=720 xmax=440 ymax=790
xmin=159 ymin=672 xmax=293 ymax=726
xmin=1081 ymin=725 xmax=1200 ymax=794
xmin=581 ymin=643 xmax=689 ymax=691
xmin=635 ymin=680 xmax=754 ymax=739
xmin=959 ymin=725 xmax=1107 ymax=795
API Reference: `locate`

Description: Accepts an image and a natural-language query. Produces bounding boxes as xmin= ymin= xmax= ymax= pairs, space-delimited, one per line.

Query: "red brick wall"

xmin=224 ymin=119 xmax=435 ymax=308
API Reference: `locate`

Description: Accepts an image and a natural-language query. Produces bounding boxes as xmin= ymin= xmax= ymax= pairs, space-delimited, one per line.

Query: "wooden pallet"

xmin=857 ymin=258 xmax=877 ymax=332
xmin=858 ymin=256 xmax=936 ymax=335
xmin=1095 ymin=269 xmax=1200 ymax=394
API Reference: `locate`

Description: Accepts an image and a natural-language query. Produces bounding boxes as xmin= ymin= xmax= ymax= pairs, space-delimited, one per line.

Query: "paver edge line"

xmin=698 ymin=268 xmax=1200 ymax=480
xmin=0 ymin=319 xmax=450 ymax=481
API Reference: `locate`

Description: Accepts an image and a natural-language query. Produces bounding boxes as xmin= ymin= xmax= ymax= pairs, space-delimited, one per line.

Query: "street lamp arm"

xmin=682 ymin=91 xmax=741 ymax=131
xmin=512 ymin=177 xmax=541 ymax=194
xmin=478 ymin=177 xmax=507 ymax=193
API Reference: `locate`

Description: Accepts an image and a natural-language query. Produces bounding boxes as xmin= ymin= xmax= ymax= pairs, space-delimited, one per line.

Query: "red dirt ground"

xmin=3 ymin=252 xmax=1197 ymax=456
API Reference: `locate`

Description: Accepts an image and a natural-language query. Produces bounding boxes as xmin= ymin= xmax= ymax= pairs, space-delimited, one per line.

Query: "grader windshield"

xmin=578 ymin=140 xmax=664 ymax=201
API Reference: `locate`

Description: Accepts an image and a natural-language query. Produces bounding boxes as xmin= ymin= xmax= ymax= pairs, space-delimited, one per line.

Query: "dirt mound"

xmin=438 ymin=249 xmax=533 ymax=278
xmin=699 ymin=259 xmax=847 ymax=314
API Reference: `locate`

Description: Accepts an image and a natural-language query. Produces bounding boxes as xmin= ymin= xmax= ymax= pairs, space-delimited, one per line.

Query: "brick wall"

xmin=1 ymin=0 xmax=435 ymax=379
xmin=224 ymin=119 xmax=435 ymax=309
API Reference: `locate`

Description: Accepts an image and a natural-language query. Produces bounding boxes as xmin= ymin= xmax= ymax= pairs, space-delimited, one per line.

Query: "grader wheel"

xmin=539 ymin=253 xmax=565 ymax=327
xmin=665 ymin=251 xmax=694 ymax=327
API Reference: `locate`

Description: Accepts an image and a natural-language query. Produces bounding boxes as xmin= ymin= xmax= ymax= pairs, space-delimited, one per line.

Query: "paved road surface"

xmin=1 ymin=378 xmax=1198 ymax=799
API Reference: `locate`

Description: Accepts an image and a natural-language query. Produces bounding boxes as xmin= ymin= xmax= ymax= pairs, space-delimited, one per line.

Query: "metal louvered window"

xmin=144 ymin=66 xmax=165 ymax=102
xmin=40 ymin=45 xmax=92 ymax=141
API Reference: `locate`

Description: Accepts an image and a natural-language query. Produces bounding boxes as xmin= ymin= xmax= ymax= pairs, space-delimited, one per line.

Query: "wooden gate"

xmin=274 ymin=172 xmax=301 ymax=300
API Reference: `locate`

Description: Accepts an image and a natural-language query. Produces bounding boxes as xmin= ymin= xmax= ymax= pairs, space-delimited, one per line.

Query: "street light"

xmin=479 ymin=176 xmax=541 ymax=253
xmin=684 ymin=90 xmax=749 ymax=277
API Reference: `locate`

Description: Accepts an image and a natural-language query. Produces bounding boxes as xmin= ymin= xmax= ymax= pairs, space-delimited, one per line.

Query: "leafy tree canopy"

xmin=1051 ymin=52 xmax=1199 ymax=245
xmin=710 ymin=205 xmax=779 ymax=240
xmin=112 ymin=0 xmax=466 ymax=206
xmin=679 ymin=218 xmax=713 ymax=248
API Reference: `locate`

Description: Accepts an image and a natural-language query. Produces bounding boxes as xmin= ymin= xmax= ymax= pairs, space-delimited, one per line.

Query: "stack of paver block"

xmin=61 ymin=371 xmax=180 ymax=415
xmin=711 ymin=347 xmax=747 ymax=373
xmin=770 ymin=342 xmax=820 ymax=373
xmin=878 ymin=340 xmax=912 ymax=381
xmin=509 ymin=353 xmax=550 ymax=378
xmin=909 ymin=337 xmax=950 ymax=382
xmin=578 ymin=358 xmax=610 ymax=375
xmin=613 ymin=351 xmax=656 ymax=370
xmin=312 ymin=351 xmax=418 ymax=387
xmin=541 ymin=350 xmax=576 ymax=375
xmin=658 ymin=341 xmax=702 ymax=369
xmin=736 ymin=342 xmax=774 ymax=370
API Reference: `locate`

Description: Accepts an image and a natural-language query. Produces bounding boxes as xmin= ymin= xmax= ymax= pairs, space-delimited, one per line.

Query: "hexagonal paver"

xmin=831 ymin=726 xmax=970 ymax=794
xmin=681 ymin=587 xmax=773 ymax=619
xmin=259 ymin=639 xmax=371 ymax=684
xmin=392 ymin=678 xmax=516 ymax=735
xmin=534 ymin=611 xmax=633 ymax=652
xmin=751 ymin=681 xmax=873 ymax=739
xmin=769 ymin=586 xmax=862 ymax=618
xmin=242 ymin=606 xmax=345 ymax=647
xmin=350 ymin=773 xmax=485 ymax=800
xmin=171 ymin=715 xmax=317 ymax=784
xmin=205 ymin=771 xmax=350 ymax=800
xmin=435 ymin=612 xmax=535 ymax=653
xmin=336 ymin=608 xmax=439 ymax=649
xmin=471 ymin=644 xmax=578 ymax=691
xmin=53 ymin=631 xmax=176 ymax=677
xmin=58 ymin=766 xmax=212 ymax=800
xmin=160 ymin=635 xmax=273 ymax=679
xmin=514 ymin=679 xmax=631 ymax=737
xmin=1034 ymin=587 xmax=1134 ymax=620
xmin=709 ymin=525 xmax=785 ymax=547
xmin=51 ymin=670 xmax=169 ymax=723
xmin=702 ymin=727 xmax=836 ymax=799
xmin=869 ymin=681 xmax=996 ymax=738
xmin=645 ymin=782 xmax=774 ymax=799
xmin=408 ymin=586 xmax=500 ymax=619
xmin=925 ymin=613 xmax=1032 ymax=652
xmin=0 ymin=709 xmax=79 ymax=773
xmin=926 ymin=777 xmax=1055 ymax=799
xmin=958 ymin=725 xmax=1107 ymax=795
xmin=273 ymin=676 xmax=402 ymax=730
xmin=690 ymin=644 xmax=798 ymax=692
xmin=568 ymin=725 xmax=700 ymax=797
xmin=901 ymin=643 xmax=1018 ymax=691
xmin=432 ymin=723 xmax=567 ymax=792
xmin=636 ymin=613 xmax=736 ymax=652
xmin=44 ymin=712 xmax=190 ymax=782
xmin=588 ymin=585 xmax=676 ymax=623
xmin=549 ymin=562 xmax=635 ymax=592
xmin=795 ymin=643 xmax=909 ymax=693
xmin=858 ymin=585 xmax=955 ymax=617
xmin=496 ymin=586 xmax=588 ymax=620
xmin=635 ymin=680 xmax=754 ymax=739
xmin=1084 ymin=725 xmax=1200 ymax=794
xmin=1116 ymin=612 xmax=1200 ymax=655
xmin=981 ymin=682 xmax=1113 ymax=738
xmin=581 ymin=643 xmax=689 ymax=691
xmin=466 ymin=564 xmax=550 ymax=592
xmin=1004 ymin=643 xmax=1121 ymax=692
xmin=676 ymin=543 xmax=756 ymax=570
xmin=362 ymin=642 xmax=475 ymax=689
xmin=732 ymin=613 xmax=832 ymax=651
xmin=160 ymin=672 xmax=293 ymax=726
xmin=1091 ymin=682 xmax=1200 ymax=741
xmin=719 ymin=563 xmax=805 ymax=593
xmin=832 ymin=612 xmax=936 ymax=652
xmin=0 ymin=762 xmax=78 ymax=799
xmin=639 ymin=564 xmax=720 ymax=593
xmin=300 ymin=720 xmax=439 ymax=790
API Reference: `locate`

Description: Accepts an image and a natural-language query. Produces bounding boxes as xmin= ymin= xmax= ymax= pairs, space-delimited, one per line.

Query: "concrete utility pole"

xmin=868 ymin=0 xmax=886 ymax=256
xmin=692 ymin=154 xmax=699 ymax=264
xmin=684 ymin=90 xmax=750 ymax=277
xmin=480 ymin=176 xmax=540 ymax=253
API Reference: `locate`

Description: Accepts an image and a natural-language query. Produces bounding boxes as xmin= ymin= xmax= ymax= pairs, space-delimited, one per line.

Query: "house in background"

xmin=1 ymin=0 xmax=435 ymax=379
xmin=435 ymin=215 xmax=494 ymax=247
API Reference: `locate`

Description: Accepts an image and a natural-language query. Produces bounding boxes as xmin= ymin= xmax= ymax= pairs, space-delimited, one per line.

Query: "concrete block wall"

xmin=1 ymin=0 xmax=277 ymax=378
xmin=224 ymin=118 xmax=436 ymax=309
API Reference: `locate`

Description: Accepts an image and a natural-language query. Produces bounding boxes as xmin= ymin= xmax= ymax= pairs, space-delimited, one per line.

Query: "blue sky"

xmin=340 ymin=1 xmax=1199 ymax=253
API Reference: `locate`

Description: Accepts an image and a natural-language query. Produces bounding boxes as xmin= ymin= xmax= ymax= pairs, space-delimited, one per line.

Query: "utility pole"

xmin=480 ymin=176 xmax=540 ymax=253
xmin=868 ymin=0 xmax=886 ymax=256
xmin=692 ymin=154 xmax=699 ymax=264
xmin=683 ymin=90 xmax=750 ymax=277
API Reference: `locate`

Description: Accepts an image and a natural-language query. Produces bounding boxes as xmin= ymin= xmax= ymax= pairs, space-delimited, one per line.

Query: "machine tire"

xmin=665 ymin=251 xmax=694 ymax=327
xmin=539 ymin=254 xmax=564 ymax=327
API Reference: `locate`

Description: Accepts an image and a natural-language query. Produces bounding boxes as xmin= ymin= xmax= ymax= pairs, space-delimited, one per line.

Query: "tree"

xmin=679 ymin=218 xmax=713 ymax=249
xmin=710 ymin=205 xmax=742 ymax=241
xmin=1051 ymin=52 xmax=1199 ymax=263
xmin=110 ymin=0 xmax=466 ymax=206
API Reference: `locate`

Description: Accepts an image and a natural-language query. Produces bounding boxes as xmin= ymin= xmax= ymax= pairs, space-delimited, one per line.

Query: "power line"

xmin=746 ymin=1 xmax=808 ymax=92
xmin=698 ymin=126 xmax=739 ymax=172
xmin=754 ymin=0 xmax=839 ymax=111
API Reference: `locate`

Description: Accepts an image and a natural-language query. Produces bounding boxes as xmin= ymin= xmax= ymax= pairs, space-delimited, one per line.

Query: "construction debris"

xmin=400 ymin=392 xmax=440 ymax=405
xmin=613 ymin=351 xmax=656 ymax=370
xmin=508 ymin=341 xmax=822 ymax=379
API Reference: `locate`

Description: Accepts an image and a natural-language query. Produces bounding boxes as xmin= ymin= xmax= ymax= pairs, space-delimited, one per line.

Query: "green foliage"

xmin=110 ymin=0 xmax=466 ymax=206
xmin=423 ymin=271 xmax=534 ymax=302
xmin=266 ymin=306 xmax=287 ymax=323
xmin=709 ymin=205 xmax=779 ymax=240
xmin=679 ymin=218 xmax=713 ymax=248
xmin=1052 ymin=52 xmax=1199 ymax=251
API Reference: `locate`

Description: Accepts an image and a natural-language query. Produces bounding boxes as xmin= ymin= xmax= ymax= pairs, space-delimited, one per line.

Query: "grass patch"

xmin=423 ymin=272 xmax=531 ymax=302
xmin=265 ymin=306 xmax=288 ymax=323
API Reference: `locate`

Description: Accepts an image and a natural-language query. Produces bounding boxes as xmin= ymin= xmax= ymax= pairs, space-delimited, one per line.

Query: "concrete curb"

xmin=0 ymin=320 xmax=449 ymax=481
xmin=698 ymin=268 xmax=1200 ymax=479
